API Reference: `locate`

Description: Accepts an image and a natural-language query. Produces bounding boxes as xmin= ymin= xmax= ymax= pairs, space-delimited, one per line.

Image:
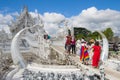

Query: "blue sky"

xmin=0 ymin=0 xmax=120 ymax=17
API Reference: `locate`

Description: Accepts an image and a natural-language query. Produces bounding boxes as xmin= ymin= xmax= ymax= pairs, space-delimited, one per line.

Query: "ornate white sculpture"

xmin=11 ymin=24 xmax=51 ymax=68
xmin=97 ymin=31 xmax=109 ymax=61
xmin=11 ymin=28 xmax=28 ymax=68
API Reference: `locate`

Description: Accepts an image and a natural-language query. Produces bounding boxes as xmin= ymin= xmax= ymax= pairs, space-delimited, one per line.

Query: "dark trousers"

xmin=65 ymin=44 xmax=67 ymax=50
xmin=71 ymin=44 xmax=76 ymax=54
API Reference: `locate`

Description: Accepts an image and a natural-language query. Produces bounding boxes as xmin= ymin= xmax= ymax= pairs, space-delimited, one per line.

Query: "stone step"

xmin=28 ymin=63 xmax=78 ymax=69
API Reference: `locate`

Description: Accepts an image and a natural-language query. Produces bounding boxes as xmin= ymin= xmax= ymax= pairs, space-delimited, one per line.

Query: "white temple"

xmin=10 ymin=6 xmax=35 ymax=36
xmin=0 ymin=7 xmax=120 ymax=80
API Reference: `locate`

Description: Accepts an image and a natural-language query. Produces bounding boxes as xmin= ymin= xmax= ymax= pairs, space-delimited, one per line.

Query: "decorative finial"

xmin=23 ymin=6 xmax=28 ymax=12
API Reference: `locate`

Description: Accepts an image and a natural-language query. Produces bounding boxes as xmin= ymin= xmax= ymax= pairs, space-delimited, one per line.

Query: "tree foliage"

xmin=103 ymin=28 xmax=114 ymax=40
xmin=74 ymin=27 xmax=91 ymax=40
xmin=88 ymin=31 xmax=101 ymax=40
xmin=73 ymin=27 xmax=114 ymax=41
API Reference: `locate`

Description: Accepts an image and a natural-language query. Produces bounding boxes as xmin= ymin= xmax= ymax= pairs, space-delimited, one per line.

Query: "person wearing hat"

xmin=90 ymin=39 xmax=95 ymax=43
xmin=76 ymin=39 xmax=81 ymax=55
xmin=89 ymin=39 xmax=95 ymax=64
xmin=80 ymin=40 xmax=89 ymax=64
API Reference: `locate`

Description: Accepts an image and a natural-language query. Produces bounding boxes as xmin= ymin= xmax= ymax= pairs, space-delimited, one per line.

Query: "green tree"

xmin=74 ymin=27 xmax=91 ymax=40
xmin=76 ymin=34 xmax=84 ymax=40
xmin=89 ymin=31 xmax=101 ymax=40
xmin=103 ymin=28 xmax=114 ymax=40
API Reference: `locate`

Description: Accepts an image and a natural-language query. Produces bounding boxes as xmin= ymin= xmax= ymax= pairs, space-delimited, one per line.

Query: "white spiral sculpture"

xmin=11 ymin=24 xmax=40 ymax=68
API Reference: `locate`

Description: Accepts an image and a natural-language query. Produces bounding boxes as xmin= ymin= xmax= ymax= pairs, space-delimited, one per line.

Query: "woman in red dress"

xmin=92 ymin=41 xmax=101 ymax=68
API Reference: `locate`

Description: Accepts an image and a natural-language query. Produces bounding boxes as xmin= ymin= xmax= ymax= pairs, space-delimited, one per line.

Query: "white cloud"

xmin=30 ymin=10 xmax=43 ymax=18
xmin=30 ymin=12 xmax=65 ymax=35
xmin=70 ymin=7 xmax=120 ymax=35
xmin=43 ymin=12 xmax=65 ymax=35
xmin=11 ymin=12 xmax=19 ymax=16
xmin=0 ymin=14 xmax=13 ymax=25
xmin=44 ymin=23 xmax=59 ymax=34
xmin=0 ymin=14 xmax=14 ymax=33
xmin=1 ymin=7 xmax=120 ymax=36
xmin=30 ymin=8 xmax=120 ymax=36
xmin=43 ymin=12 xmax=65 ymax=23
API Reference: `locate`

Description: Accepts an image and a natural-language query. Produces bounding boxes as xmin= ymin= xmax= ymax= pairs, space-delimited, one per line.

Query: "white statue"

xmin=11 ymin=23 xmax=51 ymax=68
xmin=97 ymin=31 xmax=109 ymax=61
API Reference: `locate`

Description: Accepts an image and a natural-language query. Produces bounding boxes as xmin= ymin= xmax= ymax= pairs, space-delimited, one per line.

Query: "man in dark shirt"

xmin=113 ymin=43 xmax=119 ymax=55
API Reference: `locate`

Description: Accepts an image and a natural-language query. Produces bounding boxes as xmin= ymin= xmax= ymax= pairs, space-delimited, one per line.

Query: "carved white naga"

xmin=11 ymin=24 xmax=50 ymax=68
xmin=97 ymin=31 xmax=109 ymax=62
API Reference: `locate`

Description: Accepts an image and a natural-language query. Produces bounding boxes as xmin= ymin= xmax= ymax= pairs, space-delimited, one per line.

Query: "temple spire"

xmin=23 ymin=6 xmax=28 ymax=13
xmin=10 ymin=6 xmax=35 ymax=36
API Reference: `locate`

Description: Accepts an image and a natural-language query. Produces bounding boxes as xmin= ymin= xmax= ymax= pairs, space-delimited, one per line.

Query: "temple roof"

xmin=10 ymin=6 xmax=35 ymax=33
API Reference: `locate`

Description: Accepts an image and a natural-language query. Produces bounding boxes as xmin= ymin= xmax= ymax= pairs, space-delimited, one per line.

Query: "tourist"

xmin=65 ymin=34 xmax=72 ymax=54
xmin=80 ymin=39 xmax=85 ymax=63
xmin=47 ymin=35 xmax=51 ymax=39
xmin=84 ymin=43 xmax=89 ymax=65
xmin=88 ymin=39 xmax=95 ymax=64
xmin=80 ymin=40 xmax=89 ymax=64
xmin=76 ymin=39 xmax=81 ymax=55
xmin=92 ymin=41 xmax=101 ymax=68
xmin=44 ymin=34 xmax=48 ymax=40
xmin=71 ymin=36 xmax=76 ymax=54
xmin=64 ymin=36 xmax=67 ymax=51
xmin=113 ymin=42 xmax=119 ymax=55
xmin=86 ymin=42 xmax=92 ymax=64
